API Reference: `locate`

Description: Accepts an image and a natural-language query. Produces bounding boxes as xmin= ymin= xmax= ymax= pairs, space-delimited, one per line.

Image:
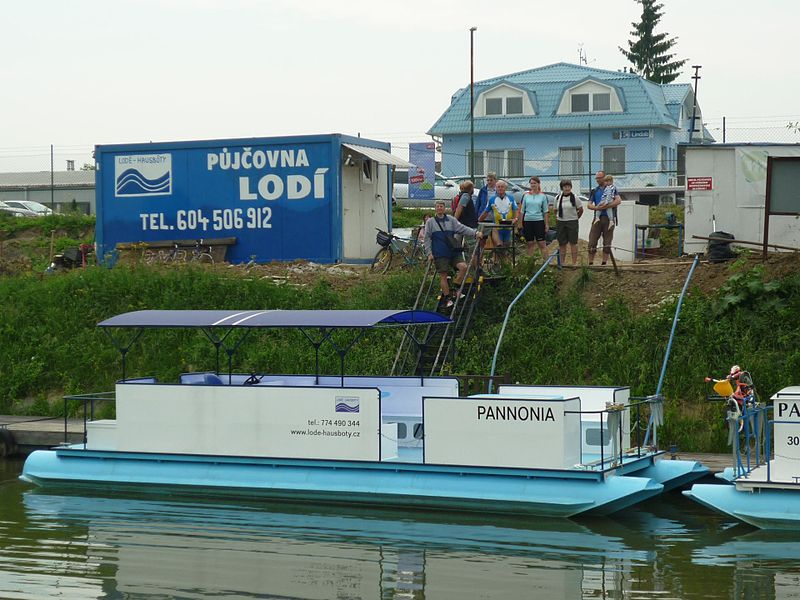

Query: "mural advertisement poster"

xmin=408 ymin=142 xmax=435 ymax=200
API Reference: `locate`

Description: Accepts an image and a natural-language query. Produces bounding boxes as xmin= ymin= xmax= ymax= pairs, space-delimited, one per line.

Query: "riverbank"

xmin=3 ymin=213 xmax=800 ymax=452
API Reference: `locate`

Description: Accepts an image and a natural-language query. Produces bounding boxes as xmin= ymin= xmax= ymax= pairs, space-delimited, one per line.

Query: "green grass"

xmin=392 ymin=206 xmax=432 ymax=229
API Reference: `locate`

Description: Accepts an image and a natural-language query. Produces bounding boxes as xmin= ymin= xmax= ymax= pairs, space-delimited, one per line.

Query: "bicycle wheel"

xmin=196 ymin=252 xmax=214 ymax=264
xmin=370 ymin=247 xmax=393 ymax=274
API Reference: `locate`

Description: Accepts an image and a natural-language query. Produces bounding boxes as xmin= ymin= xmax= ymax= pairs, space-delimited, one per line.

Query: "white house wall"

xmin=684 ymin=145 xmax=800 ymax=253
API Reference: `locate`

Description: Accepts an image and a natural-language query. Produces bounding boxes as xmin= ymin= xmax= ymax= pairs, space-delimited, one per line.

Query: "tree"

xmin=80 ymin=163 xmax=96 ymax=171
xmin=619 ymin=0 xmax=687 ymax=84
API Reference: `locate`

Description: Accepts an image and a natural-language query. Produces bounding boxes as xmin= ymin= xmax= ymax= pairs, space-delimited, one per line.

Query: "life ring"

xmin=0 ymin=428 xmax=18 ymax=458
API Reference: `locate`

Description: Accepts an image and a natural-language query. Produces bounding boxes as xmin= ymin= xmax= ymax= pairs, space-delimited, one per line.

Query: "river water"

xmin=1 ymin=459 xmax=800 ymax=599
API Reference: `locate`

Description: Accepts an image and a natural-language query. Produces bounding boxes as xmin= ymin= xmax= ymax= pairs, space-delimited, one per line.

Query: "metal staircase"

xmin=391 ymin=243 xmax=485 ymax=377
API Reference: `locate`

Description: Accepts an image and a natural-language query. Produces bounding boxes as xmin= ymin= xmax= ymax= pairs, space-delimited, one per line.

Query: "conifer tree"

xmin=619 ymin=0 xmax=687 ymax=84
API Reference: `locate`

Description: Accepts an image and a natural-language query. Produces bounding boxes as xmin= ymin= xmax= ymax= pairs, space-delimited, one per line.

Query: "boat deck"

xmin=734 ymin=461 xmax=800 ymax=490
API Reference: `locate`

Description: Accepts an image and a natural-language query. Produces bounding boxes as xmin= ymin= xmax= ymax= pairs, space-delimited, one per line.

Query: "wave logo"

xmin=335 ymin=396 xmax=360 ymax=413
xmin=115 ymin=153 xmax=172 ymax=197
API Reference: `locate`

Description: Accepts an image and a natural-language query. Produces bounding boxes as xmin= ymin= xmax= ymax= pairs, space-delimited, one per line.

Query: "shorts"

xmin=523 ymin=220 xmax=546 ymax=242
xmin=434 ymin=254 xmax=465 ymax=274
xmin=556 ymin=219 xmax=579 ymax=245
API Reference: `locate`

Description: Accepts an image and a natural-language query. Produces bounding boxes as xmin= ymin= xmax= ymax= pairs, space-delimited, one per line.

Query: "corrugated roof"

xmin=0 ymin=170 xmax=96 ymax=189
xmin=428 ymin=62 xmax=691 ymax=135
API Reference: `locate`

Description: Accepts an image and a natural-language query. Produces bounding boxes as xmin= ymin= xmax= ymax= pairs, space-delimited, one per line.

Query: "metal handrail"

xmin=487 ymin=250 xmax=558 ymax=392
xmin=643 ymin=253 xmax=701 ymax=447
xmin=63 ymin=391 xmax=116 ymax=446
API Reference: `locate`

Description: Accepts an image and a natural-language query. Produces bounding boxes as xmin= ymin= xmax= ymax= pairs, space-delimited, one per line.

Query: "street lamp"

xmin=470 ymin=26 xmax=477 ymax=182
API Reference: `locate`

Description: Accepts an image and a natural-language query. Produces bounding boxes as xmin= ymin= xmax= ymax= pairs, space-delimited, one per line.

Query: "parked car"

xmin=2 ymin=200 xmax=53 ymax=215
xmin=0 ymin=200 xmax=39 ymax=217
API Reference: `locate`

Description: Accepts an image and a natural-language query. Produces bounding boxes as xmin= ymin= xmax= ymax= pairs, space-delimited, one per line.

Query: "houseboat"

xmin=685 ymin=386 xmax=800 ymax=529
xmin=21 ymin=309 xmax=707 ymax=517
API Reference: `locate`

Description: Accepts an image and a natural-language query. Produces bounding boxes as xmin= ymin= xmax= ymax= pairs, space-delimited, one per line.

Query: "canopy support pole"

xmin=328 ymin=329 xmax=368 ymax=387
xmin=103 ymin=327 xmax=144 ymax=382
xmin=223 ymin=329 xmax=253 ymax=385
xmin=299 ymin=328 xmax=334 ymax=384
xmin=201 ymin=327 xmax=235 ymax=375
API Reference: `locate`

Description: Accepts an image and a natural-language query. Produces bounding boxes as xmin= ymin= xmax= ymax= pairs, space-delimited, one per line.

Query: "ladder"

xmin=391 ymin=242 xmax=485 ymax=377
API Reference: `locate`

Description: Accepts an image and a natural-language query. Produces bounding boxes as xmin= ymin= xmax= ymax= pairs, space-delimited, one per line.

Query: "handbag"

xmin=435 ymin=216 xmax=464 ymax=252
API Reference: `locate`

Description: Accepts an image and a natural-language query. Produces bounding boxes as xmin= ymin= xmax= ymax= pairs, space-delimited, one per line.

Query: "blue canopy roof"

xmin=98 ymin=310 xmax=450 ymax=329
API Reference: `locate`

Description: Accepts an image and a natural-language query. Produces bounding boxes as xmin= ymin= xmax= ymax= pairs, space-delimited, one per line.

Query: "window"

xmin=467 ymin=150 xmax=485 ymax=177
xmin=571 ymin=93 xmax=589 ymax=113
xmin=559 ymin=147 xmax=583 ymax=177
xmin=486 ymin=150 xmax=505 ymax=176
xmin=593 ymin=93 xmax=611 ymax=111
xmin=507 ymin=150 xmax=524 ymax=177
xmin=485 ymin=97 xmax=503 ymax=115
xmin=396 ymin=423 xmax=407 ymax=439
xmin=506 ymin=96 xmax=523 ymax=115
xmin=585 ymin=427 xmax=606 ymax=446
xmin=484 ymin=95 xmax=524 ymax=116
xmin=660 ymin=146 xmax=668 ymax=172
xmin=602 ymin=146 xmax=626 ymax=175
xmin=469 ymin=150 xmax=524 ymax=178
xmin=362 ymin=159 xmax=373 ymax=182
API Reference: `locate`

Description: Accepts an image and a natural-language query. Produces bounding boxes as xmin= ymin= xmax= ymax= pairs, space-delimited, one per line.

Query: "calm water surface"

xmin=2 ymin=459 xmax=800 ymax=599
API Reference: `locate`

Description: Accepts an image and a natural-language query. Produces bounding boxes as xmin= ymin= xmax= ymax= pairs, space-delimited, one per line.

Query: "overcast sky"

xmin=2 ymin=0 xmax=798 ymax=170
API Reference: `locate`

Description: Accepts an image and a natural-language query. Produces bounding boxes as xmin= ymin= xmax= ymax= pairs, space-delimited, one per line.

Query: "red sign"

xmin=687 ymin=177 xmax=713 ymax=191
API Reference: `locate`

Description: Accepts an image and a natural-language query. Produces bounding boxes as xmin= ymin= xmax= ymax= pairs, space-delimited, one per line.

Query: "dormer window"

xmin=486 ymin=98 xmax=503 ymax=115
xmin=570 ymin=92 xmax=611 ymax=113
xmin=486 ymin=95 xmax=523 ymax=116
xmin=558 ymin=81 xmax=622 ymax=115
xmin=476 ymin=84 xmax=535 ymax=117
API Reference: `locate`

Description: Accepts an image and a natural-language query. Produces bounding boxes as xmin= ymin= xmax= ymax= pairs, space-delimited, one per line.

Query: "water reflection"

xmin=0 ymin=474 xmax=798 ymax=599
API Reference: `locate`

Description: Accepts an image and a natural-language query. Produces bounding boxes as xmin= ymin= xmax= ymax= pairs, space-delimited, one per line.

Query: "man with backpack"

xmin=424 ymin=200 xmax=483 ymax=308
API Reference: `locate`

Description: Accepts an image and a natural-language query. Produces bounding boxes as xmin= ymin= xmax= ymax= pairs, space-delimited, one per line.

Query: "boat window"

xmin=584 ymin=427 xmax=608 ymax=446
xmin=413 ymin=423 xmax=424 ymax=440
xmin=396 ymin=423 xmax=407 ymax=439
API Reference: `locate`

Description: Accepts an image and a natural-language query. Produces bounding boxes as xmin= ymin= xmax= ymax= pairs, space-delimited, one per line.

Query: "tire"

xmin=371 ymin=247 xmax=393 ymax=274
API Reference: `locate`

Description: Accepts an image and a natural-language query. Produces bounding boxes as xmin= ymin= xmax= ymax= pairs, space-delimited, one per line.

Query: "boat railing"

xmin=565 ymin=398 xmax=653 ymax=471
xmin=63 ymin=391 xmax=116 ymax=446
xmin=731 ymin=403 xmax=771 ymax=479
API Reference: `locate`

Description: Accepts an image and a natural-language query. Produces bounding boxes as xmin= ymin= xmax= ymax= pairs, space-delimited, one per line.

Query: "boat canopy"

xmin=98 ymin=309 xmax=450 ymax=329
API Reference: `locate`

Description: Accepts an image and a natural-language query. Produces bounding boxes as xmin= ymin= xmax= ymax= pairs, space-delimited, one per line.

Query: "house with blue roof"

xmin=428 ymin=62 xmax=713 ymax=191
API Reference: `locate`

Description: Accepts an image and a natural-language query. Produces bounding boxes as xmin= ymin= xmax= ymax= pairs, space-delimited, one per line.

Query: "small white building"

xmin=682 ymin=143 xmax=800 ymax=254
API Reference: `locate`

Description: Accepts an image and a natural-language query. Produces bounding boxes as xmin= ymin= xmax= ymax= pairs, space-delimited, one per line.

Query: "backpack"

xmin=451 ymin=193 xmax=461 ymax=213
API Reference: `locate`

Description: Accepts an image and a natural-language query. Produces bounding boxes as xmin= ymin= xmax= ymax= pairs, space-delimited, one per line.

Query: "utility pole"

xmin=688 ymin=65 xmax=702 ymax=143
xmin=50 ymin=144 xmax=54 ymax=210
xmin=469 ymin=26 xmax=477 ymax=182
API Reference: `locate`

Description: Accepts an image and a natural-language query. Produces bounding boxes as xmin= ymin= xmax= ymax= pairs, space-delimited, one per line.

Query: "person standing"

xmin=479 ymin=180 xmax=517 ymax=249
xmin=453 ymin=180 xmax=478 ymax=228
xmin=587 ymin=171 xmax=621 ymax=265
xmin=518 ymin=176 xmax=550 ymax=257
xmin=424 ymin=200 xmax=483 ymax=308
xmin=475 ymin=172 xmax=497 ymax=220
xmin=552 ymin=179 xmax=583 ymax=265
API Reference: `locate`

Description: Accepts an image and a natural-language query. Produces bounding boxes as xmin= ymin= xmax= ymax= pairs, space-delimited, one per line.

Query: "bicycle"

xmin=188 ymin=239 xmax=214 ymax=264
xmin=370 ymin=228 xmax=425 ymax=274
